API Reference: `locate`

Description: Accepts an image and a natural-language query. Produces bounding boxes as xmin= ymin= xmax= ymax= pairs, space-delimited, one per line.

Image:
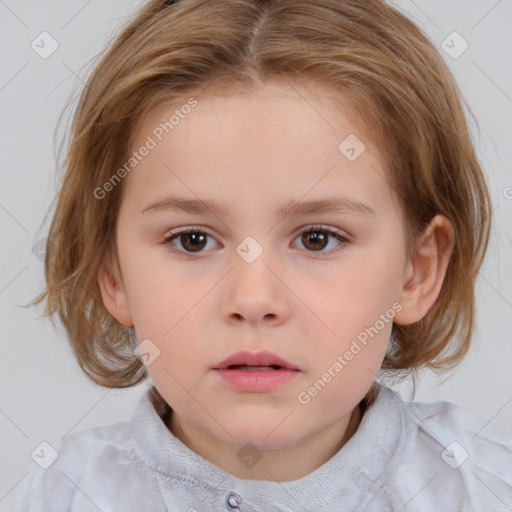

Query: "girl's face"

xmin=103 ymin=81 xmax=416 ymax=475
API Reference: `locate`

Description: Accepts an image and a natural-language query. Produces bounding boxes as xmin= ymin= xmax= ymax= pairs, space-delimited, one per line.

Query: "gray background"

xmin=1 ymin=0 xmax=511 ymax=500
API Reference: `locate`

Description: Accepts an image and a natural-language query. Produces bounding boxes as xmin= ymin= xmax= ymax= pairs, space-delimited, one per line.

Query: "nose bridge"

xmin=232 ymin=237 xmax=277 ymax=296
xmin=222 ymin=235 xmax=289 ymax=324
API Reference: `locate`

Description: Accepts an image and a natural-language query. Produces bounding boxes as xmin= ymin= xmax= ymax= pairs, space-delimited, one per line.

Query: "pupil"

xmin=182 ymin=233 xmax=206 ymax=252
xmin=304 ymin=231 xmax=327 ymax=251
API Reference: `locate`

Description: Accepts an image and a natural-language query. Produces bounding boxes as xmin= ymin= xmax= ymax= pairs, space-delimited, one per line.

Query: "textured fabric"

xmin=2 ymin=384 xmax=511 ymax=511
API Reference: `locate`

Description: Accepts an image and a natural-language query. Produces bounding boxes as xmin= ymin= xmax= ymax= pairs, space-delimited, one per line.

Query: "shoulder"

xmin=45 ymin=418 xmax=135 ymax=475
xmin=403 ymin=392 xmax=512 ymax=467
xmin=381 ymin=387 xmax=512 ymax=510
xmin=1 ymin=421 xmax=137 ymax=512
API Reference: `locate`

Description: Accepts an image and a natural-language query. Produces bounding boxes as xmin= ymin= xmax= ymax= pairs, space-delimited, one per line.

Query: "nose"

xmin=221 ymin=249 xmax=290 ymax=327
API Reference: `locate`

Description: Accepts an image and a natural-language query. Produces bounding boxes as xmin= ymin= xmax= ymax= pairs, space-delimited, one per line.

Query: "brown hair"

xmin=30 ymin=0 xmax=492 ymax=407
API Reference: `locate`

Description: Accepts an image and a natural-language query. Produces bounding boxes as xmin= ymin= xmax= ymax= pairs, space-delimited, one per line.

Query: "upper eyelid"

xmin=164 ymin=224 xmax=348 ymax=239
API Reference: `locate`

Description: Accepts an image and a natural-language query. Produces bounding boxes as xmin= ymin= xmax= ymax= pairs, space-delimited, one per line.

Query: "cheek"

xmin=129 ymin=285 xmax=201 ymax=345
xmin=308 ymin=257 xmax=401 ymax=330
xmin=297 ymin=248 xmax=402 ymax=364
xmin=118 ymin=238 xmax=187 ymax=320
xmin=341 ymin=234 xmax=406 ymax=307
xmin=120 ymin=259 xmax=209 ymax=365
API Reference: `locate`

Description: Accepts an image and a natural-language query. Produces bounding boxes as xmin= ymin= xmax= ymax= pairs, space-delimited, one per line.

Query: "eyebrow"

xmin=141 ymin=195 xmax=377 ymax=218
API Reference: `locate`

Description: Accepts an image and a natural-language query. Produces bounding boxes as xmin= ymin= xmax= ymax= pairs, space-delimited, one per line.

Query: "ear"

xmin=393 ymin=215 xmax=455 ymax=325
xmin=97 ymin=248 xmax=134 ymax=327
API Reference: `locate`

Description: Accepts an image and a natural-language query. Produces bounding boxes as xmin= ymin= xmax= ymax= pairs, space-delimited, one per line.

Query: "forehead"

xmin=134 ymin=79 xmax=378 ymax=147
xmin=122 ymin=81 xmax=397 ymax=220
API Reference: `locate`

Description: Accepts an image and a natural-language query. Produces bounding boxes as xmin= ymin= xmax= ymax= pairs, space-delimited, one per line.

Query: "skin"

xmin=98 ymin=81 xmax=454 ymax=482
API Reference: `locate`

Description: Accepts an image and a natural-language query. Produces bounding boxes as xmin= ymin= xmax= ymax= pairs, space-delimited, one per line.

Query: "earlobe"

xmin=394 ymin=215 xmax=455 ymax=326
xmin=97 ymin=252 xmax=134 ymax=327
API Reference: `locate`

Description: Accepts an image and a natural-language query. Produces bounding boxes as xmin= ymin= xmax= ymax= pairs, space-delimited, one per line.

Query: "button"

xmin=225 ymin=491 xmax=243 ymax=510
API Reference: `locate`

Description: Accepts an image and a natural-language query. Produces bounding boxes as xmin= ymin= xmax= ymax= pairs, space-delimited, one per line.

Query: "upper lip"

xmin=213 ymin=350 xmax=300 ymax=370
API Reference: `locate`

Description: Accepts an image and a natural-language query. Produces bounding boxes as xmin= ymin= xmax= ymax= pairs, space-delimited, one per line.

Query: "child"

xmin=3 ymin=0 xmax=511 ymax=510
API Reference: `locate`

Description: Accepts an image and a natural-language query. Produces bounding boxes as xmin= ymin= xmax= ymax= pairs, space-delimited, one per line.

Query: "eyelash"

xmin=161 ymin=224 xmax=349 ymax=257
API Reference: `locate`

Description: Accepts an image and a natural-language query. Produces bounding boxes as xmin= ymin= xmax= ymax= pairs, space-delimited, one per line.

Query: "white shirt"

xmin=2 ymin=384 xmax=511 ymax=511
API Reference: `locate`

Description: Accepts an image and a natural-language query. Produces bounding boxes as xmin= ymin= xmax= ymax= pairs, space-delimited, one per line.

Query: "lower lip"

xmin=213 ymin=368 xmax=300 ymax=392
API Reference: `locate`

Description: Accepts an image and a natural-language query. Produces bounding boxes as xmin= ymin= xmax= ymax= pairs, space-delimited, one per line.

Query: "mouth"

xmin=213 ymin=350 xmax=300 ymax=371
xmin=225 ymin=364 xmax=286 ymax=371
xmin=212 ymin=351 xmax=301 ymax=392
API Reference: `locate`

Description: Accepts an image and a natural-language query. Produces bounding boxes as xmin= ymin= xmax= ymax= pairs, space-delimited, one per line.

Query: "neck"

xmin=167 ymin=402 xmax=364 ymax=482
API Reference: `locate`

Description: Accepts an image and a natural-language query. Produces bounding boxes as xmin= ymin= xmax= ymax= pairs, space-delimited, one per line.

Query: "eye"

xmin=292 ymin=225 xmax=348 ymax=255
xmin=162 ymin=224 xmax=349 ymax=256
xmin=162 ymin=227 xmax=218 ymax=254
